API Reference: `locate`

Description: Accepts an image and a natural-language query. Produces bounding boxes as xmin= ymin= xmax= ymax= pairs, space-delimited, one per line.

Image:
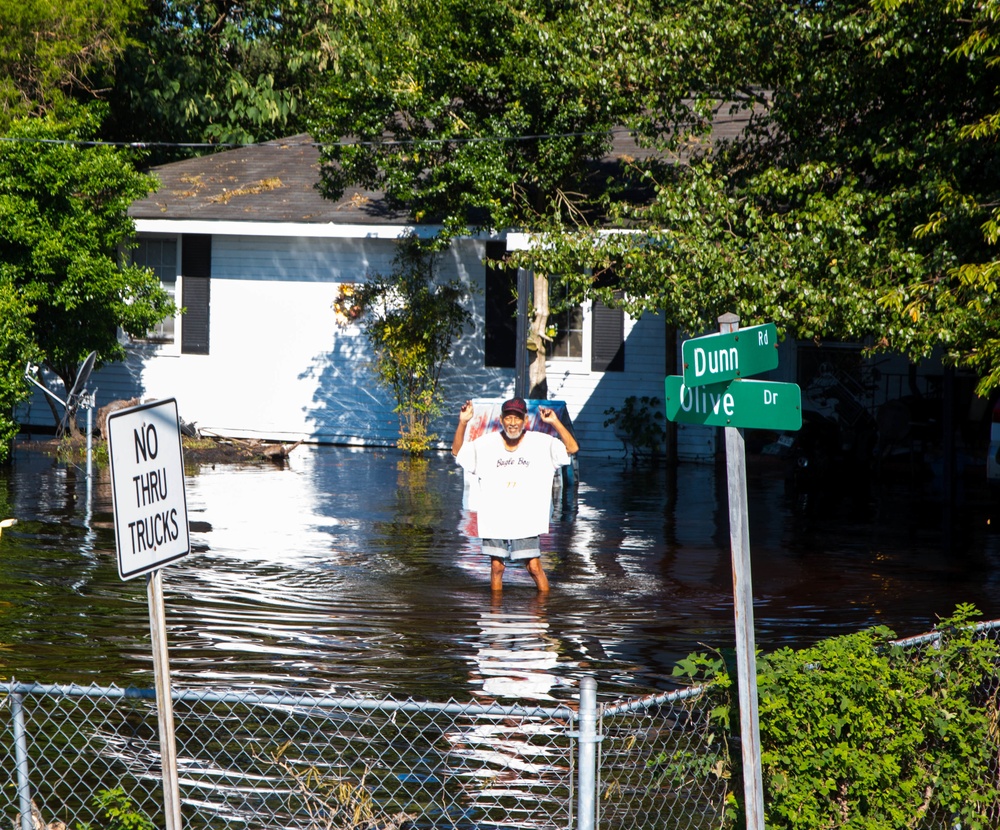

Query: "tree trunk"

xmin=527 ymin=273 xmax=549 ymax=399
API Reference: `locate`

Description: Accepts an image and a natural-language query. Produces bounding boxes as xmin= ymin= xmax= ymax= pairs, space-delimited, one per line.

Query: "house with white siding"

xmin=18 ymin=128 xmax=968 ymax=467
xmin=17 ymin=135 xmax=688 ymax=459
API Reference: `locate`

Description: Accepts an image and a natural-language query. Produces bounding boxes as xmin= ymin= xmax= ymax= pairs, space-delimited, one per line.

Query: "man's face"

xmin=502 ymin=412 xmax=525 ymax=441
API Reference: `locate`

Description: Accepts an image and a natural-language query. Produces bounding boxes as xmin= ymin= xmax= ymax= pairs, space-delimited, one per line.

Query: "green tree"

xmin=0 ymin=278 xmax=38 ymax=459
xmin=898 ymin=0 xmax=1000 ymax=393
xmin=519 ymin=0 xmax=1000 ymax=394
xmin=307 ymin=0 xmax=689 ymax=395
xmin=334 ymin=238 xmax=470 ymax=454
xmin=0 ymin=0 xmax=142 ymax=128
xmin=104 ymin=0 xmax=331 ymax=162
xmin=0 ymin=105 xmax=174 ymax=435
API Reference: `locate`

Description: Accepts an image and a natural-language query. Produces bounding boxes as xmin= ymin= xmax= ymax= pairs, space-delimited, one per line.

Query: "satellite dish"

xmin=58 ymin=351 xmax=98 ymax=435
xmin=67 ymin=351 xmax=97 ymax=402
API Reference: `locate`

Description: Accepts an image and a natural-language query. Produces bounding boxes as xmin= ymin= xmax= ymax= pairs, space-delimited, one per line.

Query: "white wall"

xmin=18 ymin=232 xmax=673 ymax=458
xmin=138 ymin=234 xmax=443 ymax=445
xmin=543 ymin=307 xmax=668 ymax=459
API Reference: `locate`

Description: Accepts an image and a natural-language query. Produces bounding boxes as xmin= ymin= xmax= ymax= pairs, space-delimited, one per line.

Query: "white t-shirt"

xmin=456 ymin=430 xmax=571 ymax=539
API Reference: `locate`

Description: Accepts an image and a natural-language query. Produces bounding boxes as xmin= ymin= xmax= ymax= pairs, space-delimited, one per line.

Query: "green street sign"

xmin=664 ymin=375 xmax=802 ymax=431
xmin=681 ymin=323 xmax=779 ymax=387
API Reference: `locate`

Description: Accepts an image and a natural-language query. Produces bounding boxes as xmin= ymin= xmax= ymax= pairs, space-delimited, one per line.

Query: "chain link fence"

xmin=0 ymin=679 xmax=724 ymax=830
xmin=5 ymin=621 xmax=1000 ymax=830
xmin=597 ymin=688 xmax=728 ymax=830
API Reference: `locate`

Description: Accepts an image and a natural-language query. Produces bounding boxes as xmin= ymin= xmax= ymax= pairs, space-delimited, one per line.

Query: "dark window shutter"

xmin=484 ymin=240 xmax=517 ymax=368
xmin=592 ymin=296 xmax=625 ymax=372
xmin=181 ymin=235 xmax=211 ymax=355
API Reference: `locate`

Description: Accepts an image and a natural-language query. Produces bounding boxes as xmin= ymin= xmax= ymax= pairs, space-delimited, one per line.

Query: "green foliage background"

xmin=2 ymin=0 xmax=1000 ymax=453
xmin=103 ymin=0 xmax=329 ymax=162
xmin=306 ymin=0 xmax=673 ymax=235
xmin=0 ymin=0 xmax=142 ymax=128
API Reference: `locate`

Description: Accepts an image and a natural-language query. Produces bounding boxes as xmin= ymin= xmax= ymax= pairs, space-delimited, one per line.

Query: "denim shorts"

xmin=482 ymin=537 xmax=541 ymax=561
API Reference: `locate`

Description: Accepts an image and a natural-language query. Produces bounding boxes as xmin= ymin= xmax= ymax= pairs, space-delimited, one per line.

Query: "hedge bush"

xmin=668 ymin=604 xmax=1000 ymax=829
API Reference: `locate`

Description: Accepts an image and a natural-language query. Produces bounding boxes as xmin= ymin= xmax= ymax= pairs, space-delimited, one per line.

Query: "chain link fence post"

xmin=11 ymin=684 xmax=34 ymax=830
xmin=576 ymin=676 xmax=598 ymax=830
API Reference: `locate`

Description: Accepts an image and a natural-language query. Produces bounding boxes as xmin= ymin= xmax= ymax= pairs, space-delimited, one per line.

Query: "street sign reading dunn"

xmin=681 ymin=322 xmax=779 ymax=387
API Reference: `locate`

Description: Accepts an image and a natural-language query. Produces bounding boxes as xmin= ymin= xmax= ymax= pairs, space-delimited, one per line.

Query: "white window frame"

xmin=505 ymin=230 xmax=631 ymax=378
xmin=547 ymin=300 xmax=592 ymax=371
xmin=545 ymin=273 xmax=596 ymax=374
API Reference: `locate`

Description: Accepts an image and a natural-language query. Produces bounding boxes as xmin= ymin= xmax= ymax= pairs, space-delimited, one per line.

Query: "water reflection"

xmin=467 ymin=594 xmax=573 ymax=701
xmin=1 ymin=440 xmax=998 ymax=701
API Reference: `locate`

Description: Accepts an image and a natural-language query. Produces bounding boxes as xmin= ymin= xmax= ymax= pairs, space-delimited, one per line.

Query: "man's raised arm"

xmin=539 ymin=407 xmax=579 ymax=455
xmin=452 ymin=400 xmax=474 ymax=456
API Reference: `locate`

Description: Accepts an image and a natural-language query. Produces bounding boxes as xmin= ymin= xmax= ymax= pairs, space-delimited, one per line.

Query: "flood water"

xmin=0 ymin=439 xmax=998 ymax=703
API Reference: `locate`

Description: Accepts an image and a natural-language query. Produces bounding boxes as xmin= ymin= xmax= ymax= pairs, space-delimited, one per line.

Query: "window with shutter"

xmin=132 ymin=238 xmax=178 ymax=345
xmin=548 ymin=279 xmax=584 ymax=360
xmin=484 ymin=240 xmax=517 ymax=368
xmin=180 ymin=235 xmax=211 ymax=355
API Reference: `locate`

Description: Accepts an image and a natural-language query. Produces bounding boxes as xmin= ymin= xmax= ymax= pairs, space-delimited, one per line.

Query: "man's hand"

xmin=539 ymin=406 xmax=558 ymax=425
xmin=459 ymin=400 xmax=474 ymax=423
xmin=539 ymin=406 xmax=579 ymax=454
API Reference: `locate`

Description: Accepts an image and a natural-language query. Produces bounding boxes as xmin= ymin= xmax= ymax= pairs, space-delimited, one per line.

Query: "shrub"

xmin=79 ymin=788 xmax=154 ymax=830
xmin=603 ymin=395 xmax=665 ymax=462
xmin=333 ymin=238 xmax=470 ymax=455
xmin=665 ymin=605 xmax=1000 ymax=829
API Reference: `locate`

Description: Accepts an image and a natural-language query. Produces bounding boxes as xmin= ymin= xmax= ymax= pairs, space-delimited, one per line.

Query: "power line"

xmin=0 ymin=137 xmax=249 ymax=150
xmin=0 ymin=131 xmax=620 ymax=150
xmin=0 ymin=117 xmax=753 ymax=151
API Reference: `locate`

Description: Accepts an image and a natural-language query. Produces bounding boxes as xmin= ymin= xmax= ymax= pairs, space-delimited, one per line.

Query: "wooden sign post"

xmin=665 ymin=313 xmax=802 ymax=830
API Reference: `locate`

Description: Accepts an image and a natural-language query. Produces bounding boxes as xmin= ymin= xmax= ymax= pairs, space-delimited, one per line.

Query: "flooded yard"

xmin=0 ymin=440 xmax=997 ymax=703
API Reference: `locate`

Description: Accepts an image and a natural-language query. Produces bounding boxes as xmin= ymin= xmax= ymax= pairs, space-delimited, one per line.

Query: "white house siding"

xmin=126 ymin=234 xmax=488 ymax=445
xmin=543 ymin=307 xmax=668 ymax=459
xmin=17 ymin=231 xmax=675 ymax=459
xmin=16 ymin=235 xmax=397 ymax=441
xmin=17 ymin=234 xmax=511 ymax=447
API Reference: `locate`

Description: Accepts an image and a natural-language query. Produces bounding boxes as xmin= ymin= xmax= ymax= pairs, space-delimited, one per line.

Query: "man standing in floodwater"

xmin=452 ymin=397 xmax=579 ymax=593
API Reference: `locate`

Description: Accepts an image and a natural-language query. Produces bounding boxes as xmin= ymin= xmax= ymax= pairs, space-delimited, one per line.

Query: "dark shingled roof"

xmin=128 ymin=135 xmax=409 ymax=225
xmin=129 ymin=107 xmax=754 ymax=226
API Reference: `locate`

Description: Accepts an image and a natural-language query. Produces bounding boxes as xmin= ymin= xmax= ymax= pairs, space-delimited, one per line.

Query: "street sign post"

xmin=106 ymin=398 xmax=187 ymax=830
xmin=667 ymin=316 xmax=797 ymax=830
xmin=682 ymin=322 xmax=779 ymax=387
xmin=664 ymin=376 xmax=802 ymax=431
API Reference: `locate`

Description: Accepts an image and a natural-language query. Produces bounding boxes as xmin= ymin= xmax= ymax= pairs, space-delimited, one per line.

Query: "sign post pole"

xmin=148 ymin=569 xmax=183 ymax=830
xmin=666 ymin=314 xmax=800 ymax=827
xmin=718 ymin=312 xmax=765 ymax=830
xmin=107 ymin=398 xmax=190 ymax=830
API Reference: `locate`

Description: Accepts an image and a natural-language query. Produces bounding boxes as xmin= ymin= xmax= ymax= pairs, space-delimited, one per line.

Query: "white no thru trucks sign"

xmin=107 ymin=398 xmax=190 ymax=580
